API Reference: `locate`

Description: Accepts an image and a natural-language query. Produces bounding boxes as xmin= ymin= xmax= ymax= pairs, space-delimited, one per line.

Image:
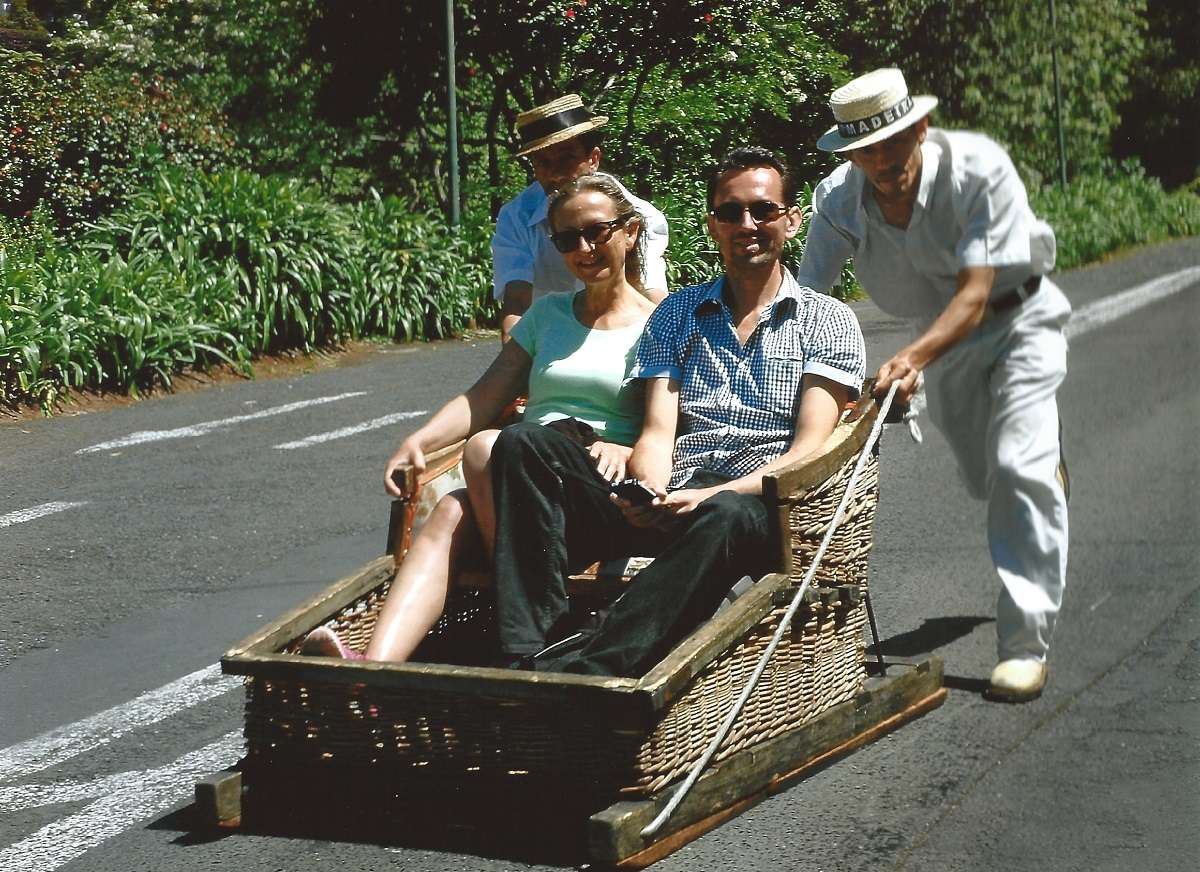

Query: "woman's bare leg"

xmin=462 ymin=429 xmax=501 ymax=559
xmin=365 ymin=490 xmax=478 ymax=662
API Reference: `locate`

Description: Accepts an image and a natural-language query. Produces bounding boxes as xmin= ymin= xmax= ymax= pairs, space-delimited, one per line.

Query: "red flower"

xmin=159 ymin=122 xmax=169 ymax=133
xmin=466 ymin=66 xmax=477 ymax=77
xmin=704 ymin=13 xmax=714 ymax=22
xmin=11 ymin=126 xmax=22 ymax=136
xmin=565 ymin=8 xmax=575 ymax=18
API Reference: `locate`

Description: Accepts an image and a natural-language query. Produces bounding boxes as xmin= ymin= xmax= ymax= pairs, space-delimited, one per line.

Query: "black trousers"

xmin=490 ymin=422 xmax=778 ymax=678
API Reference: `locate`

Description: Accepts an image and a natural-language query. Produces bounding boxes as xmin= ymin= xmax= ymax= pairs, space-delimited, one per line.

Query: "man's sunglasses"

xmin=709 ymin=200 xmax=789 ymax=224
xmin=549 ymin=216 xmax=630 ymax=253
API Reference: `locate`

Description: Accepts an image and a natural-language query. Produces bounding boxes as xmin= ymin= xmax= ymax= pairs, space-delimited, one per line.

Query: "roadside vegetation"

xmin=1 ymin=0 xmax=1196 ymax=412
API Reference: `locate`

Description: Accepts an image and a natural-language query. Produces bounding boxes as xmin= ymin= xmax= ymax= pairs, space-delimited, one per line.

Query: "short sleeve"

xmin=492 ymin=204 xmax=535 ymax=300
xmin=509 ymin=293 xmax=542 ymax=356
xmin=797 ymin=210 xmax=855 ymax=294
xmin=633 ymin=295 xmax=684 ymax=381
xmin=955 ymin=144 xmax=1033 ymax=270
xmin=802 ymin=300 xmax=866 ymax=394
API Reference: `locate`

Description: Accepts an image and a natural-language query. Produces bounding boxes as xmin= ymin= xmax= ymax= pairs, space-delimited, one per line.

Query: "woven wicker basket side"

xmin=626 ymin=596 xmax=867 ymax=796
xmin=786 ymin=447 xmax=879 ymax=589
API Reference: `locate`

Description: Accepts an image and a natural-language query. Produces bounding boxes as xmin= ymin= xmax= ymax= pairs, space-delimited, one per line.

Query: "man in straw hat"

xmin=493 ymin=94 xmax=669 ymax=343
xmin=797 ymin=68 xmax=1071 ymax=703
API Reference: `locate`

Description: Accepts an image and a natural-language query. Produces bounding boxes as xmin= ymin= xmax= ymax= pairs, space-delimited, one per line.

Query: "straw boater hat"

xmin=816 ymin=68 xmax=938 ymax=153
xmin=514 ymin=94 xmax=608 ymax=157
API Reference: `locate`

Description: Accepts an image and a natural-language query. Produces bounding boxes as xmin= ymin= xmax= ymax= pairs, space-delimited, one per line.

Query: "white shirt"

xmin=797 ymin=128 xmax=1057 ymax=326
xmin=491 ymin=180 xmax=670 ymax=302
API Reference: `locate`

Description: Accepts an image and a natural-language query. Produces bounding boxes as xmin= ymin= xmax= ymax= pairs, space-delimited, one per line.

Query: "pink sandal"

xmin=298 ymin=626 xmax=367 ymax=660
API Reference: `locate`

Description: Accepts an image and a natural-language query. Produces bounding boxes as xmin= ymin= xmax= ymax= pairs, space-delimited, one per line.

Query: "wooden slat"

xmin=635 ymin=573 xmax=794 ymax=711
xmin=588 ymin=657 xmax=945 ymax=865
xmin=390 ymin=439 xmax=467 ymax=496
xmin=222 ymin=556 xmax=395 ymax=659
xmin=762 ymin=400 xmax=878 ymax=503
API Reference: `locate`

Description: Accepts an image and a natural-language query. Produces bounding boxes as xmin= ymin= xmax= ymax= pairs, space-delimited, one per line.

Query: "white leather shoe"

xmin=986 ymin=659 xmax=1047 ymax=702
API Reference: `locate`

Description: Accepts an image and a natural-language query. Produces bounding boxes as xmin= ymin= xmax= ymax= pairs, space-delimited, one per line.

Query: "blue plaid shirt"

xmin=635 ymin=270 xmax=866 ymax=488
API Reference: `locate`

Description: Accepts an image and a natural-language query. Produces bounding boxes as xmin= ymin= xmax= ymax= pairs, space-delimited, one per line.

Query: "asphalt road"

xmin=1 ymin=238 xmax=1197 ymax=872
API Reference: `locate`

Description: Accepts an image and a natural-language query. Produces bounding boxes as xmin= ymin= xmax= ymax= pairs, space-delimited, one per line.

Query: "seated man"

xmin=488 ymin=146 xmax=867 ymax=677
xmin=494 ymin=93 xmax=670 ymax=343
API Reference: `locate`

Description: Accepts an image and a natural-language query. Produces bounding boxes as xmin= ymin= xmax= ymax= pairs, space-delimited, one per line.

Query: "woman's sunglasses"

xmin=709 ymin=200 xmax=789 ymax=224
xmin=549 ymin=216 xmax=631 ymax=253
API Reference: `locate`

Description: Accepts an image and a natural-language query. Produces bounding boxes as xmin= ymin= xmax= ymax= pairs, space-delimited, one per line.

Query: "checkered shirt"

xmin=635 ymin=270 xmax=865 ymax=488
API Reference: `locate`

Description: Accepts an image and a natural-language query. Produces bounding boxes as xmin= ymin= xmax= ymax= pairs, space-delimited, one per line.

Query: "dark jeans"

xmin=491 ymin=422 xmax=777 ymax=678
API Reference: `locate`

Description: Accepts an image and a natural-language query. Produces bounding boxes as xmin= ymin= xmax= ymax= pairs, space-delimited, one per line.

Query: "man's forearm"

xmin=499 ymin=280 xmax=533 ymax=344
xmin=627 ymin=432 xmax=674 ymax=491
xmin=901 ymin=267 xmax=994 ymax=370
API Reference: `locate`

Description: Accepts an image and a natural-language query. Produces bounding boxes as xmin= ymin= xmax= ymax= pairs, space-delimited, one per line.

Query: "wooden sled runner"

xmin=200 ymin=394 xmax=946 ymax=866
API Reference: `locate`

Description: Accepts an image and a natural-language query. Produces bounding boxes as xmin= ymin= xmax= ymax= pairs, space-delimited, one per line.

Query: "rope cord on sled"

xmin=640 ymin=382 xmax=900 ymax=840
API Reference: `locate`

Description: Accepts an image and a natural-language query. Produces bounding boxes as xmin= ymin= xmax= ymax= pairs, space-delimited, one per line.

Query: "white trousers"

xmin=923 ymin=280 xmax=1071 ymax=661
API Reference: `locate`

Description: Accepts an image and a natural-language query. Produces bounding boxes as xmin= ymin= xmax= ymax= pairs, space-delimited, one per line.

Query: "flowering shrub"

xmin=0 ymin=49 xmax=235 ymax=227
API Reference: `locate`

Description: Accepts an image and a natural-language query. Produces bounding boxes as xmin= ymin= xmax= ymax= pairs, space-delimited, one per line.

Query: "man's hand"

xmin=874 ymin=351 xmax=923 ymax=405
xmin=589 ymin=441 xmax=633 ymax=484
xmin=610 ymin=485 xmax=718 ymax=530
xmin=875 ymin=266 xmax=995 ymax=402
xmin=383 ymin=438 xmax=425 ymax=497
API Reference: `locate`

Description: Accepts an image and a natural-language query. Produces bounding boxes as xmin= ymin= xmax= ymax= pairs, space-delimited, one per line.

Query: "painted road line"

xmin=0 ymin=664 xmax=239 ymax=784
xmin=0 ymin=730 xmax=242 ymax=872
xmin=0 ymin=502 xmax=87 ymax=530
xmin=76 ymin=391 xmax=369 ymax=454
xmin=273 ymin=408 xmax=428 ymax=450
xmin=1066 ymin=265 xmax=1200 ymax=339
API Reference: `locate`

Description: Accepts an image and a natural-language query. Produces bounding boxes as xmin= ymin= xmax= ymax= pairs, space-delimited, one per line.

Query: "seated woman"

xmin=300 ymin=172 xmax=658 ymax=661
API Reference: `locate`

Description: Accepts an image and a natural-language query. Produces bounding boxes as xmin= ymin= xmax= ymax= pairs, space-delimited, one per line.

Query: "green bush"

xmin=1033 ymin=162 xmax=1200 ymax=270
xmin=1 ymin=167 xmax=496 ymax=410
xmin=0 ymin=48 xmax=235 ymax=227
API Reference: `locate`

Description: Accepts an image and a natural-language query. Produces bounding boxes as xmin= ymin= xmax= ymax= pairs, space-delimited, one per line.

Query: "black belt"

xmin=988 ymin=275 xmax=1042 ymax=315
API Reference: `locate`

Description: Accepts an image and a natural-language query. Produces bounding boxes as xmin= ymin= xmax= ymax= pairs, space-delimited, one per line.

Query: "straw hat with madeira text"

xmin=817 ymin=68 xmax=938 ymax=153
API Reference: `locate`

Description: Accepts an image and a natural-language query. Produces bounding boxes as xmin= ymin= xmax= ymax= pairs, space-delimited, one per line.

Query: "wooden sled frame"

xmin=205 ymin=393 xmax=946 ymax=865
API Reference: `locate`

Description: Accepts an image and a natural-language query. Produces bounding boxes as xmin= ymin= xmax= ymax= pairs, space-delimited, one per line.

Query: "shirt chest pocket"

xmin=760 ymin=351 xmax=804 ymax=418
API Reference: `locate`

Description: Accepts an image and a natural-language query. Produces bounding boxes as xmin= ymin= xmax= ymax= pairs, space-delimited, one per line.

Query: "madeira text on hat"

xmin=515 ymin=94 xmax=608 ymax=157
xmin=816 ymin=68 xmax=938 ymax=153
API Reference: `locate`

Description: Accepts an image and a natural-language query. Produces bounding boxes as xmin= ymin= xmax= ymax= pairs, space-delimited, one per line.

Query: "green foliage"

xmin=1113 ymin=0 xmax=1200 ymax=188
xmin=3 ymin=0 xmax=48 ymax=35
xmin=1 ymin=167 xmax=495 ymax=410
xmin=1032 ymin=162 xmax=1200 ymax=270
xmin=0 ymin=48 xmax=234 ymax=226
xmin=58 ymin=0 xmax=332 ymax=178
xmin=827 ymin=0 xmax=1147 ymax=185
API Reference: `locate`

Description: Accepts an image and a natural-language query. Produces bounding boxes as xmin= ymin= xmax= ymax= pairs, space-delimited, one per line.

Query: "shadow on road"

xmin=871 ymin=615 xmax=994 ymax=658
xmin=153 ymin=773 xmax=597 ymax=867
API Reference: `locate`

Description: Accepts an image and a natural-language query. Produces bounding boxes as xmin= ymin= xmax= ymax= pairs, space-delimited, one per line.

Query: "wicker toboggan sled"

xmin=200 ymin=392 xmax=945 ymax=867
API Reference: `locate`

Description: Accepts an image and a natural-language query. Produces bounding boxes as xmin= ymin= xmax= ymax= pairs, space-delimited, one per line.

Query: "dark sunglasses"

xmin=709 ymin=200 xmax=789 ymax=224
xmin=549 ymin=216 xmax=630 ymax=253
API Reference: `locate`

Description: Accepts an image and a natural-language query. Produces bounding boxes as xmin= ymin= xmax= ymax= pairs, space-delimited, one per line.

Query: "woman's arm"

xmin=383 ymin=341 xmax=532 ymax=495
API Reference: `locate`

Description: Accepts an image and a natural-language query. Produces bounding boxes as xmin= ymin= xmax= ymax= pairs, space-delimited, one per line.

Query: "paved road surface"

xmin=1 ymin=238 xmax=1197 ymax=871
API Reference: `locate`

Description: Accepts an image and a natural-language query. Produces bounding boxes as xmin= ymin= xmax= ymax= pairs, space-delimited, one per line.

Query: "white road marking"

xmin=76 ymin=391 xmax=369 ymax=454
xmin=273 ymin=409 xmax=428 ymax=450
xmin=1066 ymin=266 xmax=1200 ymax=339
xmin=0 ymin=731 xmax=242 ymax=872
xmin=0 ymin=664 xmax=239 ymax=784
xmin=0 ymin=502 xmax=87 ymax=529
